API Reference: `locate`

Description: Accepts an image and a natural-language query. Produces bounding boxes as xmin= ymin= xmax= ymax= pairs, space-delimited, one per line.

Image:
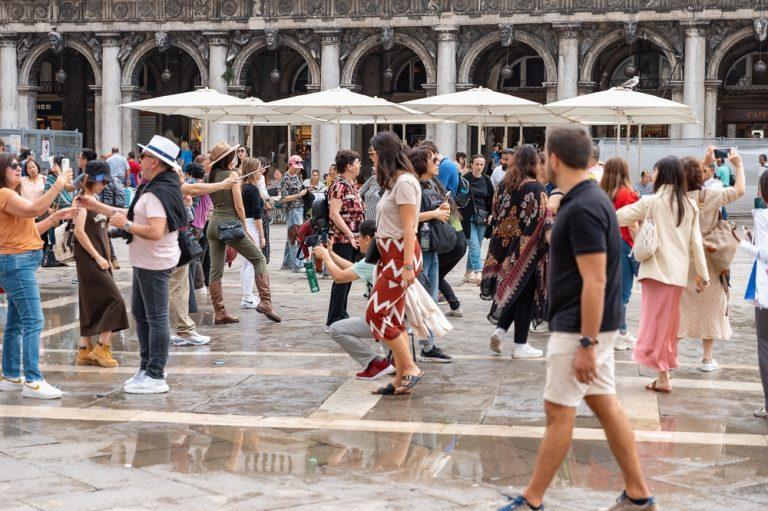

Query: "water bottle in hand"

xmin=305 ymin=261 xmax=320 ymax=293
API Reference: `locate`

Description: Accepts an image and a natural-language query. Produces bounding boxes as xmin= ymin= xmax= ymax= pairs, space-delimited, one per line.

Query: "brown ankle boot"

xmin=89 ymin=343 xmax=119 ymax=368
xmin=209 ymin=280 xmax=239 ymax=324
xmin=254 ymin=273 xmax=281 ymax=322
xmin=75 ymin=345 xmax=96 ymax=366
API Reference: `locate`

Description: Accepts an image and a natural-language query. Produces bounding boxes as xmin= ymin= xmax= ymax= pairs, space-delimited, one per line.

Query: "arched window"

xmin=292 ymin=63 xmax=309 ymax=94
xmin=725 ymin=52 xmax=768 ymax=88
xmin=394 ymin=58 xmax=426 ymax=93
xmin=609 ymin=54 xmax=671 ymax=89
xmin=499 ymin=56 xmax=545 ymax=89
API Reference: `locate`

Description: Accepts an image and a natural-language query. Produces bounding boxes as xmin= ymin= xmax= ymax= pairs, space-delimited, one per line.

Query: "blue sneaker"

xmin=498 ymin=495 xmax=542 ymax=511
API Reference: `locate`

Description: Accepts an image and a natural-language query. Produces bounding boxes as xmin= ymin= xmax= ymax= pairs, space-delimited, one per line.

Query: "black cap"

xmin=84 ymin=160 xmax=112 ymax=183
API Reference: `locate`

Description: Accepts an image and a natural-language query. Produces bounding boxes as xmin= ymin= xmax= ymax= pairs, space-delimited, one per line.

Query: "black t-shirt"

xmin=547 ymin=179 xmax=622 ymax=333
xmin=242 ymin=183 xmax=263 ymax=220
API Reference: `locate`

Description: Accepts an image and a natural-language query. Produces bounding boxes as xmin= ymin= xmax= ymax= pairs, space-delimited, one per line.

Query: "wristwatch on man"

xmin=124 ymin=221 xmax=133 ymax=233
xmin=579 ymin=336 xmax=598 ymax=348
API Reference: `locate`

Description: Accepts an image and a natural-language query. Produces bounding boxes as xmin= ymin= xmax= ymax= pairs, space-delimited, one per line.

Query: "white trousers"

xmin=239 ymin=218 xmax=261 ymax=301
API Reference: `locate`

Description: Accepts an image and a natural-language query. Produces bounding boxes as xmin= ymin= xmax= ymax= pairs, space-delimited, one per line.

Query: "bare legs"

xmin=522 ymin=402 xmax=576 ymax=507
xmin=702 ymin=338 xmax=714 ymax=363
xmin=523 ymin=396 xmax=650 ymax=507
xmin=382 ymin=330 xmax=420 ymax=384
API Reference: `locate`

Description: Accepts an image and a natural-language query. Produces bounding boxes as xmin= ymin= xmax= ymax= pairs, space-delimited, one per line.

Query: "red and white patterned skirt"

xmin=365 ymin=237 xmax=423 ymax=342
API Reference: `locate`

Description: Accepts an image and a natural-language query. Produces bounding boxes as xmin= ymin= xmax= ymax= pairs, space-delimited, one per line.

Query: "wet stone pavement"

xmin=1 ymin=224 xmax=767 ymax=510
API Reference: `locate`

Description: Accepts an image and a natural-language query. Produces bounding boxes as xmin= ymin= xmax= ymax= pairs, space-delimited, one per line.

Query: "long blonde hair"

xmin=600 ymin=157 xmax=635 ymax=200
xmin=240 ymin=157 xmax=265 ymax=186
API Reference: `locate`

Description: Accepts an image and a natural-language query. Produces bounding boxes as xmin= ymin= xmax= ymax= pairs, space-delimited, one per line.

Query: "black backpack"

xmin=454 ymin=175 xmax=471 ymax=209
xmin=311 ymin=196 xmax=329 ymax=231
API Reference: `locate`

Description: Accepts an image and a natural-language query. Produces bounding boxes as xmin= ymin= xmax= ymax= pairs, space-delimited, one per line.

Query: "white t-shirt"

xmin=588 ymin=164 xmax=604 ymax=183
xmin=128 ymin=192 xmax=180 ymax=271
xmin=704 ymin=177 xmax=724 ymax=190
xmin=375 ymin=173 xmax=421 ymax=240
xmin=490 ymin=165 xmax=505 ymax=189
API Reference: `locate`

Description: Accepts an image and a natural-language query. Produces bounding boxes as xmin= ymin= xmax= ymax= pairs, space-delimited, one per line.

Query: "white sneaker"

xmin=472 ymin=272 xmax=483 ymax=285
xmin=198 ymin=287 xmax=208 ymax=296
xmin=446 ymin=307 xmax=463 ymax=317
xmin=187 ymin=332 xmax=210 ymax=346
xmin=171 ymin=335 xmax=193 ymax=347
xmin=463 ymin=272 xmax=474 ymax=283
xmin=700 ymin=359 xmax=719 ymax=372
xmin=241 ymin=297 xmax=259 ymax=309
xmin=124 ymin=376 xmax=169 ymax=394
xmin=512 ymin=343 xmax=544 ymax=359
xmin=0 ymin=375 xmax=24 ymax=391
xmin=490 ymin=328 xmax=505 ymax=354
xmin=614 ymin=332 xmax=636 ymax=351
xmin=22 ymin=380 xmax=62 ymax=399
xmin=124 ymin=369 xmax=146 ymax=386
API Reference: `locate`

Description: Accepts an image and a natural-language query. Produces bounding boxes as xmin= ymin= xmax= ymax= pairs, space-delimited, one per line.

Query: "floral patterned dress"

xmin=480 ymin=179 xmax=552 ymax=326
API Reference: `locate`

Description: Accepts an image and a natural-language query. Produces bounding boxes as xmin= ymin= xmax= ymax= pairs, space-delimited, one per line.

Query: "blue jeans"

xmin=132 ymin=267 xmax=173 ymax=379
xmin=282 ymin=207 xmax=304 ymax=270
xmin=422 ymin=250 xmax=439 ymax=301
xmin=0 ymin=250 xmax=44 ymax=382
xmin=620 ymin=239 xmax=638 ymax=333
xmin=465 ymin=223 xmax=486 ymax=272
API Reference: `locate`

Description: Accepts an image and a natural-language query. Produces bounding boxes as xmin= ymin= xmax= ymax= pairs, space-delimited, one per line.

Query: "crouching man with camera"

xmin=313 ymin=220 xmax=395 ymax=380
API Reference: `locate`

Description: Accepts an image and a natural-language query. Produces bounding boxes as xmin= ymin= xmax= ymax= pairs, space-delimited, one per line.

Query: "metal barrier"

xmin=596 ymin=137 xmax=768 ymax=215
xmin=0 ymin=128 xmax=83 ymax=171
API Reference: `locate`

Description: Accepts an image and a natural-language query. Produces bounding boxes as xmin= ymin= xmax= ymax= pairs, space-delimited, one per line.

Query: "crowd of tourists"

xmin=1 ymin=125 xmax=768 ymax=509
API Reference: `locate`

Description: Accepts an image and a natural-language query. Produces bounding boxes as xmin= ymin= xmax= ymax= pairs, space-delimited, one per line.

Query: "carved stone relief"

xmin=226 ymin=30 xmax=253 ymax=64
xmin=118 ymin=32 xmax=145 ymax=66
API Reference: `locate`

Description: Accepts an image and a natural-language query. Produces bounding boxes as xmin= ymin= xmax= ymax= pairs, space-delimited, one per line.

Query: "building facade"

xmin=1 ymin=1 xmax=767 ymax=172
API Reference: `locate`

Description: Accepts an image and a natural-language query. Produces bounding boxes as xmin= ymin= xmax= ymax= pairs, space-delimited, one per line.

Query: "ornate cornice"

xmin=2 ymin=1 xmax=766 ymax=24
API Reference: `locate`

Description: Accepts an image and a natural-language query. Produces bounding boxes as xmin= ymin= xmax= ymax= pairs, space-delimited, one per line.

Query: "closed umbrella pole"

xmin=626 ymin=123 xmax=630 ymax=159
xmin=638 ymin=124 xmax=643 ymax=173
xmin=288 ymin=124 xmax=293 ymax=157
xmin=503 ymin=116 xmax=508 ymax=148
xmin=401 ymin=124 xmax=406 ymax=142
xmin=616 ymin=123 xmax=620 ymax=157
xmin=518 ymin=123 xmax=524 ymax=146
xmin=249 ymin=117 xmax=254 ymax=155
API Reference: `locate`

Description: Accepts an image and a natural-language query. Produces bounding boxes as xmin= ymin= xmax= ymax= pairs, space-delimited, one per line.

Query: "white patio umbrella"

xmin=546 ymin=83 xmax=697 ymax=168
xmin=402 ymin=87 xmax=570 ymax=151
xmin=265 ymin=87 xmax=424 ymax=144
xmin=215 ymin=97 xmax=326 ymax=155
xmin=121 ymin=88 xmax=277 ymax=150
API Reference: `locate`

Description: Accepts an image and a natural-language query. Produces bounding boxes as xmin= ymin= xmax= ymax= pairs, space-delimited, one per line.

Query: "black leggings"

xmin=326 ymin=242 xmax=356 ymax=325
xmin=497 ymin=276 xmax=536 ymax=345
xmin=438 ymin=231 xmax=467 ymax=310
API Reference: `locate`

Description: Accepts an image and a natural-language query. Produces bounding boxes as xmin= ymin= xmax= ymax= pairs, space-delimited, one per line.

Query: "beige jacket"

xmin=616 ymin=185 xmax=708 ymax=287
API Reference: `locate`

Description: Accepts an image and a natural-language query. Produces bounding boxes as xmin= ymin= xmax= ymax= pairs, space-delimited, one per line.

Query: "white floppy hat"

xmin=138 ymin=135 xmax=181 ymax=170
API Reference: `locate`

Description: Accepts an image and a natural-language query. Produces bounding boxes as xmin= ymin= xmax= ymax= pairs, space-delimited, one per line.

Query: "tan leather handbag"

xmin=698 ymin=189 xmax=738 ymax=276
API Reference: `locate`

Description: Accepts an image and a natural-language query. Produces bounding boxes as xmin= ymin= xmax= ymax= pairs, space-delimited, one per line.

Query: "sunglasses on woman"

xmin=9 ymin=162 xmax=19 ymax=170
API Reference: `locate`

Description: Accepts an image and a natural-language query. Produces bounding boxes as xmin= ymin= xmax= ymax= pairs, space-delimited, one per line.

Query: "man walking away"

xmin=499 ymin=125 xmax=656 ymax=511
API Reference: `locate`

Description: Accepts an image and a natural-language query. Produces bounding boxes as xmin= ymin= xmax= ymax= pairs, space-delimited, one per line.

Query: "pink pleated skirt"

xmin=633 ymin=279 xmax=684 ymax=372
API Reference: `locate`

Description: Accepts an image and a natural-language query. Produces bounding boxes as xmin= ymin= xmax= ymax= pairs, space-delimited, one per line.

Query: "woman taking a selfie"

xmin=0 ymin=152 xmax=75 ymax=399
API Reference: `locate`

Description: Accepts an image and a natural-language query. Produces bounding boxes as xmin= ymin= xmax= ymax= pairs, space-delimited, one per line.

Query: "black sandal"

xmin=372 ymin=383 xmax=396 ymax=395
xmin=394 ymin=371 xmax=424 ymax=395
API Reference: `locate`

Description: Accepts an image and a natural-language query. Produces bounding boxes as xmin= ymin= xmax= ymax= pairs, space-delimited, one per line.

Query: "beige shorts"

xmin=542 ymin=330 xmax=618 ymax=408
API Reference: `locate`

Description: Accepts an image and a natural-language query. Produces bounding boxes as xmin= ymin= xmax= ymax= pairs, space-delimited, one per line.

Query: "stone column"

xmin=434 ymin=27 xmax=458 ymax=156
xmin=681 ymin=22 xmax=707 ymax=139
xmin=0 ymin=35 xmax=18 ymax=129
xmin=121 ymin=86 xmax=140 ymax=153
xmin=669 ymin=81 xmax=684 ymax=139
xmin=543 ymin=82 xmax=558 ymax=104
xmin=554 ymin=23 xmax=580 ymax=100
xmin=206 ymin=32 xmax=229 ymax=149
xmin=100 ymin=34 xmax=122 ymax=154
xmin=318 ymin=30 xmax=341 ymax=174
xmin=16 ymin=86 xmax=39 ymax=129
xmin=89 ymin=85 xmax=102 ymax=152
xmin=704 ymin=79 xmax=721 ymax=139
